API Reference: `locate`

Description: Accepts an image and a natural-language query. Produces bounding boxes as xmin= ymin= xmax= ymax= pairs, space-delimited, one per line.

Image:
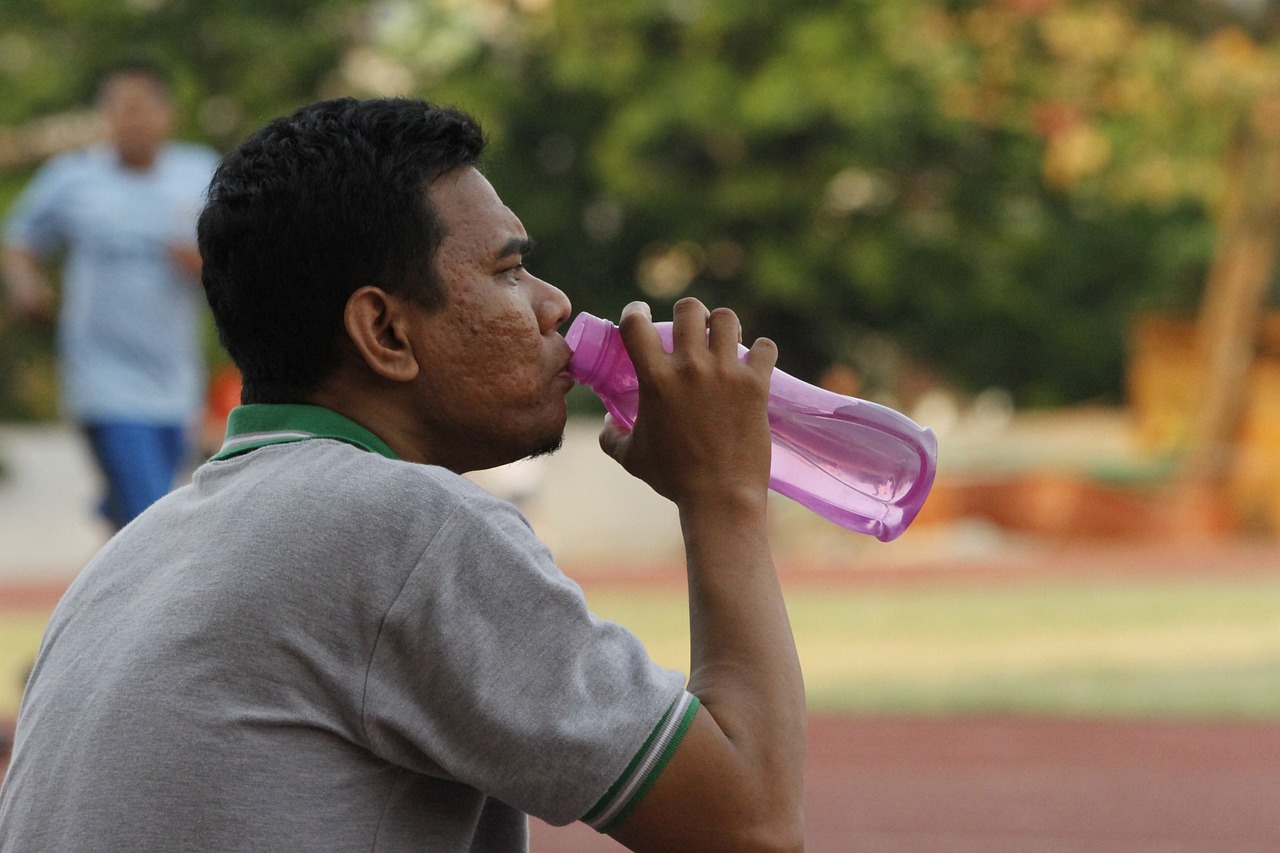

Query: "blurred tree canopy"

xmin=1 ymin=0 xmax=1278 ymax=420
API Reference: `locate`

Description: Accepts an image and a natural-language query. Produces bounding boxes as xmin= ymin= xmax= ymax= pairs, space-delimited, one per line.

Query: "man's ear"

xmin=343 ymin=286 xmax=421 ymax=382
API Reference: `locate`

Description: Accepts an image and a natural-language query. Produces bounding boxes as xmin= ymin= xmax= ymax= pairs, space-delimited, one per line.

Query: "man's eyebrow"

xmin=495 ymin=237 xmax=535 ymax=261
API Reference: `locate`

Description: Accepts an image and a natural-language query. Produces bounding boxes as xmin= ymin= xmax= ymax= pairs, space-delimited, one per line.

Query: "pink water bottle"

xmin=565 ymin=312 xmax=938 ymax=541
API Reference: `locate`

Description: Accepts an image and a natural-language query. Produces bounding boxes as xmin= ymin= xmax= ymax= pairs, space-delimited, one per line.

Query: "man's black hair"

xmin=198 ymin=97 xmax=486 ymax=403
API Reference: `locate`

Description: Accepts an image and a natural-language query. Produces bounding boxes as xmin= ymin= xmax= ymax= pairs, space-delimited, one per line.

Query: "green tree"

xmin=364 ymin=0 xmax=1228 ymax=405
xmin=0 ymin=0 xmax=364 ymax=136
xmin=4 ymin=0 xmax=1276 ymax=416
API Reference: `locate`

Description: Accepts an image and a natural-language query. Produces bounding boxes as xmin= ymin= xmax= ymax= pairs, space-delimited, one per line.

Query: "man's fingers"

xmin=619 ymin=300 xmax=652 ymax=325
xmin=671 ymin=297 xmax=711 ymax=356
xmin=617 ymin=301 xmax=665 ymax=378
xmin=707 ymin=307 xmax=741 ymax=360
xmin=743 ymin=336 xmax=779 ymax=377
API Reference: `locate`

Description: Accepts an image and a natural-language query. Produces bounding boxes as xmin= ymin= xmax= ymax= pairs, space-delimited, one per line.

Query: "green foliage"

xmin=0 ymin=0 xmax=362 ymax=147
xmin=1 ymin=0 xmax=1268 ymax=417
xmin=451 ymin=0 xmax=1225 ymax=402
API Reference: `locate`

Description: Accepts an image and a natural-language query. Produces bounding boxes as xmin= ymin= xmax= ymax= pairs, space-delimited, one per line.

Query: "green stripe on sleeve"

xmin=582 ymin=691 xmax=700 ymax=833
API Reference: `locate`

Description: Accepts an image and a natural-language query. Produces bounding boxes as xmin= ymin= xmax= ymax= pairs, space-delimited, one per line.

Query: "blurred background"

xmin=3 ymin=0 xmax=1280 ymax=529
xmin=1 ymin=1 xmax=1278 ymax=850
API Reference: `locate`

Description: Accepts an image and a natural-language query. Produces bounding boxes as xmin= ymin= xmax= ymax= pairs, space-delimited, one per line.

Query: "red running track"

xmin=531 ymin=714 xmax=1280 ymax=853
xmin=8 ymin=715 xmax=1275 ymax=850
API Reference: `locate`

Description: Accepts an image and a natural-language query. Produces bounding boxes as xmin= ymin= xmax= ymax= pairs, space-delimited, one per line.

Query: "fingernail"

xmin=622 ymin=301 xmax=652 ymax=321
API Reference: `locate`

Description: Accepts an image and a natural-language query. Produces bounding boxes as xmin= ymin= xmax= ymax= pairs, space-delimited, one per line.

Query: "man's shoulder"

xmin=28 ymin=146 xmax=100 ymax=182
xmin=355 ymin=451 xmax=523 ymax=522
xmin=3 ymin=149 xmax=97 ymax=232
xmin=322 ymin=449 xmax=539 ymax=547
xmin=206 ymin=440 xmax=518 ymax=529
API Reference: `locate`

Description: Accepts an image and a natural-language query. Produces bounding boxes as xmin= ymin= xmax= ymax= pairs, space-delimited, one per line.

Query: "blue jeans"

xmin=82 ymin=421 xmax=188 ymax=529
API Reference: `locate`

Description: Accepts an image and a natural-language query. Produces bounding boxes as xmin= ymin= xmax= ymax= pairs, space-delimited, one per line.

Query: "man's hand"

xmin=597 ymin=297 xmax=777 ymax=512
xmin=1 ymin=246 xmax=55 ymax=325
xmin=168 ymin=243 xmax=203 ymax=280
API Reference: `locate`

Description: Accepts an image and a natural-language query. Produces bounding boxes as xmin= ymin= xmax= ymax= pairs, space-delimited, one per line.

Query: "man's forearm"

xmin=683 ymin=498 xmax=804 ymax=719
xmin=681 ymin=494 xmax=807 ymax=835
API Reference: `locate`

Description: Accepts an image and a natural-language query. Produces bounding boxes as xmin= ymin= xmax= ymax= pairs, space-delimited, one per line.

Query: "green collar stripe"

xmin=212 ymin=404 xmax=399 ymax=461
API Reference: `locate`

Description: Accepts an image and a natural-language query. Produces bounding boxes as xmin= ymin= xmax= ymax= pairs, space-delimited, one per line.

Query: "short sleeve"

xmin=3 ymin=155 xmax=77 ymax=255
xmin=359 ymin=491 xmax=692 ymax=827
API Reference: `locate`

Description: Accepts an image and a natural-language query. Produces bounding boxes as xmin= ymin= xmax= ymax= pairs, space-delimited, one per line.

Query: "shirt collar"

xmin=212 ymin=404 xmax=399 ymax=462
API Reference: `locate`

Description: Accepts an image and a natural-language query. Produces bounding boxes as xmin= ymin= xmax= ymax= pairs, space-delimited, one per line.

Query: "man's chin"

xmin=476 ymin=431 xmax=564 ymax=471
xmin=525 ymin=432 xmax=564 ymax=461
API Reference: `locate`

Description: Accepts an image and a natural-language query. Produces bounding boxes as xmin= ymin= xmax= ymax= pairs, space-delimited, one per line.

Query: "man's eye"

xmin=505 ymin=263 xmax=526 ymax=280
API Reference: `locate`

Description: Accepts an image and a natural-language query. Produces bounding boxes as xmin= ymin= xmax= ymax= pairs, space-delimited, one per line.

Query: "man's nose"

xmin=536 ymin=277 xmax=571 ymax=332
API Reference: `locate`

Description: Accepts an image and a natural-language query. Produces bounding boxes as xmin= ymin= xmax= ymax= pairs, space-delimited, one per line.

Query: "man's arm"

xmin=597 ymin=298 xmax=806 ymax=853
xmin=1 ymin=245 xmax=55 ymax=324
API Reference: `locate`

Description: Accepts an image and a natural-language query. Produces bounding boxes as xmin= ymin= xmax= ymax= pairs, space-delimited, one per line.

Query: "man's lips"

xmin=554 ymin=337 xmax=576 ymax=383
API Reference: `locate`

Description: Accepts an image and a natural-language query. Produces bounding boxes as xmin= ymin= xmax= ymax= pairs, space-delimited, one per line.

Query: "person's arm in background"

xmin=3 ymin=155 xmax=76 ymax=326
xmin=601 ymin=298 xmax=807 ymax=853
xmin=1 ymin=245 xmax=55 ymax=325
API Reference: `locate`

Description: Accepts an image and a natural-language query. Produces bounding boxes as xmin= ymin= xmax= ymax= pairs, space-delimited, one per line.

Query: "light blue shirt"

xmin=4 ymin=141 xmax=220 ymax=423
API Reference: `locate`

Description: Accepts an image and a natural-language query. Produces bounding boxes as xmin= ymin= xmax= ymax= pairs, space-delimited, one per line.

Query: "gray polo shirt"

xmin=0 ymin=404 xmax=695 ymax=851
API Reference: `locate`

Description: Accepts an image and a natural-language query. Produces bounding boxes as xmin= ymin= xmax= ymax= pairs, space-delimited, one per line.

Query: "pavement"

xmin=0 ymin=423 xmax=111 ymax=584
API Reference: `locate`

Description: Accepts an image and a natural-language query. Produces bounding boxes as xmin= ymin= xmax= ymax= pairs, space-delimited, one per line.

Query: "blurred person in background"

xmin=1 ymin=60 xmax=219 ymax=530
xmin=0 ymin=97 xmax=806 ymax=852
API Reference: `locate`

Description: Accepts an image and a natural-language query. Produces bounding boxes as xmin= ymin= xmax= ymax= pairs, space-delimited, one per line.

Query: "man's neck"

xmin=304 ymin=383 xmax=431 ymax=467
xmin=115 ymin=146 xmax=161 ymax=171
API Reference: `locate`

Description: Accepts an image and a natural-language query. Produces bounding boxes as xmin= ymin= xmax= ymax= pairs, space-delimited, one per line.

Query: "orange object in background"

xmin=202 ymin=365 xmax=242 ymax=454
xmin=1129 ymin=312 xmax=1280 ymax=533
